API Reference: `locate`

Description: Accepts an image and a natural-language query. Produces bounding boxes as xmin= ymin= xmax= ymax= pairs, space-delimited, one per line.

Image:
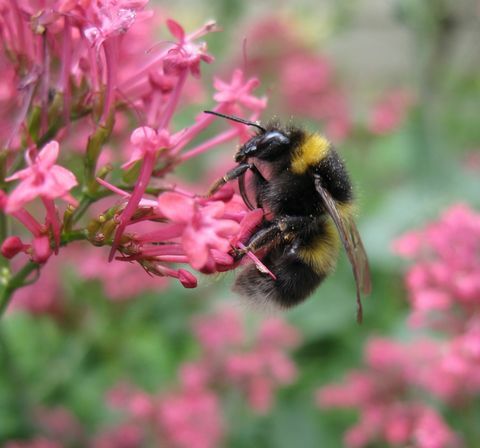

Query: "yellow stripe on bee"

xmin=291 ymin=133 xmax=330 ymax=174
xmin=337 ymin=201 xmax=357 ymax=220
xmin=298 ymin=220 xmax=340 ymax=274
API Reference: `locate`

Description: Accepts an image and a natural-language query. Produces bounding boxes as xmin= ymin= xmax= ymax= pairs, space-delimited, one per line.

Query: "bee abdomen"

xmin=233 ymin=255 xmax=324 ymax=309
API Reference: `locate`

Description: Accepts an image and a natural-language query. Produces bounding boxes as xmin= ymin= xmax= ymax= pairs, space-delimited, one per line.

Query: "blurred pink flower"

xmin=93 ymin=424 xmax=145 ymax=448
xmin=194 ymin=309 xmax=300 ymax=414
xmin=77 ymin=246 xmax=169 ymax=300
xmin=393 ymin=203 xmax=480 ymax=329
xmin=280 ymin=53 xmax=351 ymax=141
xmin=318 ymin=338 xmax=458 ymax=448
xmin=368 ymin=89 xmax=413 ymax=135
xmin=158 ymin=389 xmax=223 ymax=448
xmin=100 ymin=309 xmax=300 ymax=446
xmin=5 ymin=438 xmax=62 ymax=448
xmin=9 ymin=253 xmax=64 ymax=315
xmin=193 ymin=308 xmax=244 ymax=353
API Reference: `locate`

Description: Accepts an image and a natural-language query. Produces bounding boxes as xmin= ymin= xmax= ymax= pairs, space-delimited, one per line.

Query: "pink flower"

xmin=394 ymin=203 xmax=480 ymax=329
xmin=156 ymin=192 xmax=241 ymax=272
xmin=213 ymin=69 xmax=267 ymax=113
xmin=158 ymin=389 xmax=223 ymax=448
xmin=163 ymin=19 xmax=215 ymax=78
xmin=122 ymin=126 xmax=171 ymax=169
xmin=413 ymin=408 xmax=458 ymax=448
xmin=193 ymin=308 xmax=244 ymax=353
xmin=83 ymin=1 xmax=150 ymax=51
xmin=392 ymin=230 xmax=423 ymax=257
xmin=5 ymin=141 xmax=77 ymax=213
xmin=92 ymin=424 xmax=144 ymax=448
xmin=278 ymin=53 xmax=351 ymax=141
xmin=317 ymin=337 xmax=459 ymax=448
xmin=77 ymin=246 xmax=169 ymax=300
xmin=109 ymin=127 xmax=170 ymax=260
xmin=368 ymin=89 xmax=413 ymax=135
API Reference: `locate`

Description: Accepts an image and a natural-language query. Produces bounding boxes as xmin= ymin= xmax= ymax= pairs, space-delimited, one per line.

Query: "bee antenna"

xmin=204 ymin=110 xmax=266 ymax=133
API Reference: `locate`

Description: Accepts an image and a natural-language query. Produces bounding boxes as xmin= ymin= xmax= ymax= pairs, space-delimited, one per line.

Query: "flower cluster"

xmin=0 ymin=2 xmax=268 ymax=312
xmin=101 ymin=309 xmax=299 ymax=447
xmin=318 ymin=339 xmax=457 ymax=448
xmin=393 ymin=203 xmax=480 ymax=330
xmin=6 ymin=309 xmax=300 ymax=448
xmin=241 ymin=17 xmax=351 ymax=142
xmin=318 ymin=203 xmax=480 ymax=448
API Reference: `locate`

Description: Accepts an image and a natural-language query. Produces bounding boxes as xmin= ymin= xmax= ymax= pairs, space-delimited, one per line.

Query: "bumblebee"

xmin=205 ymin=111 xmax=371 ymax=322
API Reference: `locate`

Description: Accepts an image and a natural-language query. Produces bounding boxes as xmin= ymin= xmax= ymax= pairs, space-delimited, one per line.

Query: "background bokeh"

xmin=1 ymin=0 xmax=480 ymax=447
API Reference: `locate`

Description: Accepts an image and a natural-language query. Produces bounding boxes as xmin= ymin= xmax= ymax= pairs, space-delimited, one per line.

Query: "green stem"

xmin=61 ymin=228 xmax=88 ymax=244
xmin=0 ymin=262 xmax=39 ymax=318
xmin=70 ymin=196 xmax=94 ymax=225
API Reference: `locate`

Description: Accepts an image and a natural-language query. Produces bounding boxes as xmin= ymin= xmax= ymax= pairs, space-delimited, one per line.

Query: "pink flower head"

xmin=122 ymin=126 xmax=171 ymax=169
xmin=213 ymin=69 xmax=267 ymax=113
xmin=368 ymin=89 xmax=413 ymax=135
xmin=258 ymin=317 xmax=301 ymax=349
xmin=83 ymin=0 xmax=150 ymax=51
xmin=394 ymin=203 xmax=480 ymax=329
xmin=193 ymin=308 xmax=244 ymax=353
xmin=162 ymin=19 xmax=215 ymax=78
xmin=158 ymin=389 xmax=223 ymax=448
xmin=5 ymin=141 xmax=77 ymax=213
xmin=156 ymin=192 xmax=241 ymax=272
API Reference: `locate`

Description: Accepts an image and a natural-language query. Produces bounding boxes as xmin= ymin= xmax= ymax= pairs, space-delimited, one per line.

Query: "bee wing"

xmin=314 ymin=175 xmax=371 ymax=323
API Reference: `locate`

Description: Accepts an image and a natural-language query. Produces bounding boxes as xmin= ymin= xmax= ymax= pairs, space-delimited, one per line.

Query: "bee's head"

xmin=235 ymin=130 xmax=290 ymax=163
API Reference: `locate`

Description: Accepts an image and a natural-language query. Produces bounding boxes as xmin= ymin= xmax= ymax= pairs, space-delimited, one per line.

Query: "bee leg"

xmin=251 ymin=164 xmax=268 ymax=208
xmin=233 ymin=222 xmax=283 ymax=261
xmin=206 ymin=162 xmax=253 ymax=196
xmin=239 ymin=164 xmax=267 ymax=210
xmin=234 ymin=215 xmax=308 ymax=260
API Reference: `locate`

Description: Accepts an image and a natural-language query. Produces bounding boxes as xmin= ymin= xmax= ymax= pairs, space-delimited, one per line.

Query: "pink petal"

xmin=5 ymin=166 xmax=31 ymax=182
xmin=166 ymin=19 xmax=185 ymax=41
xmin=49 ymin=165 xmax=78 ymax=192
xmin=37 ymin=140 xmax=60 ymax=168
xmin=178 ymin=269 xmax=197 ymax=288
xmin=31 ymin=235 xmax=52 ymax=263
xmin=182 ymin=225 xmax=209 ymax=270
xmin=5 ymin=179 xmax=40 ymax=212
xmin=157 ymin=192 xmax=195 ymax=223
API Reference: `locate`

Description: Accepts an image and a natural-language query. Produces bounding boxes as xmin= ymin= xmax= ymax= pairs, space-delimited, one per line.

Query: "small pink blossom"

xmin=83 ymin=1 xmax=150 ymax=51
xmin=368 ymin=89 xmax=413 ymax=135
xmin=1 ymin=236 xmax=28 ymax=259
xmin=122 ymin=126 xmax=171 ymax=169
xmin=157 ymin=192 xmax=241 ymax=272
xmin=213 ymin=69 xmax=267 ymax=112
xmin=193 ymin=308 xmax=244 ymax=353
xmin=5 ymin=141 xmax=77 ymax=213
xmin=158 ymin=389 xmax=223 ymax=448
xmin=163 ymin=19 xmax=215 ymax=78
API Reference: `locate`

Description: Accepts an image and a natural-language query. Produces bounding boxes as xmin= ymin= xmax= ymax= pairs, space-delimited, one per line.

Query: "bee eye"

xmin=261 ymin=131 xmax=289 ymax=147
